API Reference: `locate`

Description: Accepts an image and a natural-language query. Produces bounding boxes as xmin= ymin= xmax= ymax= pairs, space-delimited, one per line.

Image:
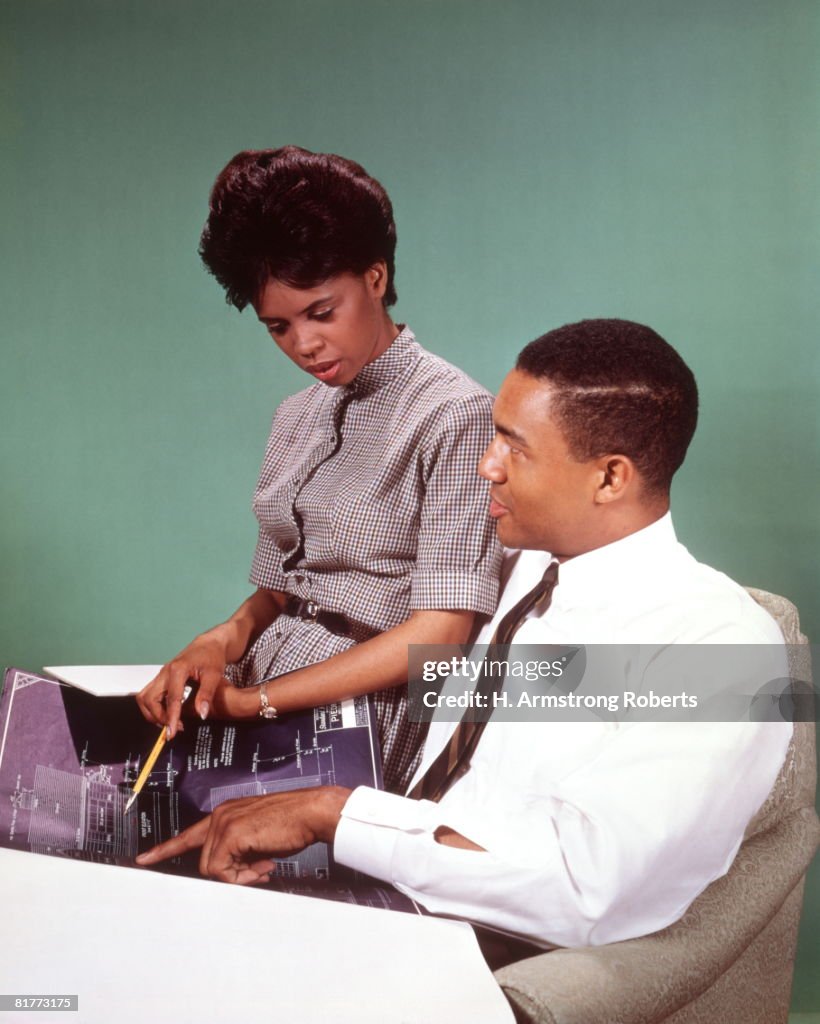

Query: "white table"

xmin=0 ymin=847 xmax=514 ymax=1024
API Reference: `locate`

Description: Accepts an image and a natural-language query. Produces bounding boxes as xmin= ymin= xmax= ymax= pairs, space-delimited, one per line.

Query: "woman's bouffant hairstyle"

xmin=199 ymin=146 xmax=398 ymax=310
xmin=516 ymin=319 xmax=699 ymax=496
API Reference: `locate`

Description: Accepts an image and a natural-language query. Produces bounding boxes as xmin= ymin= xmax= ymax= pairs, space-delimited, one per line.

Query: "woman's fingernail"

xmin=166 ymin=725 xmax=172 ymax=740
xmin=200 ymin=702 xmax=210 ymax=720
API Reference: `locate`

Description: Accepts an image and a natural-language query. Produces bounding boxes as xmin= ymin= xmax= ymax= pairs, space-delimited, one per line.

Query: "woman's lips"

xmin=307 ymin=360 xmax=341 ymax=383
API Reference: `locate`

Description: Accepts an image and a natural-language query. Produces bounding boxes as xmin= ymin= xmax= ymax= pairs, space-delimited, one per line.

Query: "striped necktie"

xmin=409 ymin=561 xmax=559 ymax=802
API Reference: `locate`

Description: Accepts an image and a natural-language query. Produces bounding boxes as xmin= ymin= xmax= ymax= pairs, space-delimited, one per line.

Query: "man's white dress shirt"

xmin=334 ymin=515 xmax=791 ymax=948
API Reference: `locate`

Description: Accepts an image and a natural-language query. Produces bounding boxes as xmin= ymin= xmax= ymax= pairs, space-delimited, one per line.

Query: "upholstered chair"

xmin=495 ymin=589 xmax=820 ymax=1024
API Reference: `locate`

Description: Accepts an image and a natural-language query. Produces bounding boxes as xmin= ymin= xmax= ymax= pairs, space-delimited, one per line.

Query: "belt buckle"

xmin=304 ymin=600 xmax=319 ymax=620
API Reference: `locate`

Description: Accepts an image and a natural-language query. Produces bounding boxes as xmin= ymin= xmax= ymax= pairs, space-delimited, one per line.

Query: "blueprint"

xmin=0 ymin=668 xmax=420 ymax=913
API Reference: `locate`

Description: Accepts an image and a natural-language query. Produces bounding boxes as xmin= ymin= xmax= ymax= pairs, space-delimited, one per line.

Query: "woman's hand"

xmin=136 ymin=588 xmax=285 ymax=737
xmin=136 ymin=633 xmax=231 ymax=737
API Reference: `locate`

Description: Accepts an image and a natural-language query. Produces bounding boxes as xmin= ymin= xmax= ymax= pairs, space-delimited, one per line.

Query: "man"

xmin=137 ymin=319 xmax=789 ymax=958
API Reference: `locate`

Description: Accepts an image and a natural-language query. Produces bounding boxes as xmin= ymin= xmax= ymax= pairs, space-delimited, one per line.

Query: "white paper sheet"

xmin=43 ymin=665 xmax=162 ymax=696
xmin=0 ymin=848 xmax=514 ymax=1024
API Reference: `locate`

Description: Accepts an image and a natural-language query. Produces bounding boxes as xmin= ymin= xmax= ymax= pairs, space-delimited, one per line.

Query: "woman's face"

xmin=253 ymin=264 xmax=397 ymax=387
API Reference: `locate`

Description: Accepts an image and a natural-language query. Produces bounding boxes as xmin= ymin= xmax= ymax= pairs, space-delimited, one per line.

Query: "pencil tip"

xmin=124 ymin=795 xmax=135 ymax=813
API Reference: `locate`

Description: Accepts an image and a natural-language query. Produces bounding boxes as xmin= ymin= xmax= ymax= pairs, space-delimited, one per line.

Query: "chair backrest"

xmin=743 ymin=588 xmax=816 ymax=835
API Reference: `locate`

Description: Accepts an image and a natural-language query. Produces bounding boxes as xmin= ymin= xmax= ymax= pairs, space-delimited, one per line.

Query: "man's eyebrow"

xmin=494 ymin=420 xmax=530 ymax=448
xmin=258 ymin=295 xmax=334 ymax=323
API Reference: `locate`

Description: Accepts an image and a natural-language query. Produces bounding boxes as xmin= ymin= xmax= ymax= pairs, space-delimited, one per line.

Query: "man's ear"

xmin=593 ymin=455 xmax=636 ymax=504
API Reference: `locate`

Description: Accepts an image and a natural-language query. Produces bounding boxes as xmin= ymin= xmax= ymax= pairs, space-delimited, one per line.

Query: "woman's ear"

xmin=365 ymin=261 xmax=389 ymax=300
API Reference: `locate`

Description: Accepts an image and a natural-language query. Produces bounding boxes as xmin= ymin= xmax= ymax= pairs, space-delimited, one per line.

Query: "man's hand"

xmin=134 ymin=787 xmax=351 ymax=884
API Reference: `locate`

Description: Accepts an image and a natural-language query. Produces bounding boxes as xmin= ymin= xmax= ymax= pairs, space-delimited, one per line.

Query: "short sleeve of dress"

xmin=410 ymin=390 xmax=501 ymax=613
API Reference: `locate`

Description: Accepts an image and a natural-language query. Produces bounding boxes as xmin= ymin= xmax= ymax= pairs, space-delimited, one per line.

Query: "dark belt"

xmin=283 ymin=596 xmax=377 ymax=643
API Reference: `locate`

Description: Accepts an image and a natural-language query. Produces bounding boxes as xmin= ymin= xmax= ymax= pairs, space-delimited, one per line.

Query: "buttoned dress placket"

xmin=280 ymin=387 xmax=355 ymax=605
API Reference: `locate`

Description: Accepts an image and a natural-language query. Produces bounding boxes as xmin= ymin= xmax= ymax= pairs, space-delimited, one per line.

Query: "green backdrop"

xmin=2 ymin=0 xmax=818 ymax=1012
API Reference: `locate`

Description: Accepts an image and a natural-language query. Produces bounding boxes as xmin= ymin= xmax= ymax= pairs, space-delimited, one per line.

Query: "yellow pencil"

xmin=124 ymin=684 xmax=192 ymax=813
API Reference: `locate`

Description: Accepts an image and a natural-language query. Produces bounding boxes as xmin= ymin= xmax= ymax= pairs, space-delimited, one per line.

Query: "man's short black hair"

xmin=199 ymin=146 xmax=397 ymax=310
xmin=516 ymin=319 xmax=698 ymax=495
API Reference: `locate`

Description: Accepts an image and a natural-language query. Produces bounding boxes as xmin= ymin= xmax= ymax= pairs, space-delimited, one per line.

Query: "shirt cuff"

xmin=334 ymin=787 xmax=439 ymax=881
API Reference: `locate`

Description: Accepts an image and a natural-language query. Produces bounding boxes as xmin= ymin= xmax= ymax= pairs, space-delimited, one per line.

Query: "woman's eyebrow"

xmin=299 ymin=295 xmax=334 ymax=315
xmin=258 ymin=295 xmax=335 ymax=324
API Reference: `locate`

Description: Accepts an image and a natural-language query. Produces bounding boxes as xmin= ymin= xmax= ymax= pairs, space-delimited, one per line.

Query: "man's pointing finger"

xmin=135 ymin=817 xmax=212 ymax=865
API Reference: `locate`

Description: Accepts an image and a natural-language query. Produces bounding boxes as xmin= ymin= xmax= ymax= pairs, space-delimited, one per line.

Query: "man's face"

xmin=479 ymin=370 xmax=602 ymax=558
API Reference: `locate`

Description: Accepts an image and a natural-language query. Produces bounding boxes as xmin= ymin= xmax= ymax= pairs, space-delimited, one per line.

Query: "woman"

xmin=136 ymin=147 xmax=500 ymax=792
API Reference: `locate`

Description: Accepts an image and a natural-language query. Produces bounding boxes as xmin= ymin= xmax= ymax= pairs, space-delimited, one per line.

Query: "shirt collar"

xmin=551 ymin=513 xmax=681 ymax=608
xmin=346 ymin=325 xmax=419 ymax=397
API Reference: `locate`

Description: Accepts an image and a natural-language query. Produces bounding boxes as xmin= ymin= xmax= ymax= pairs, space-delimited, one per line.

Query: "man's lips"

xmin=488 ymin=495 xmax=509 ymax=518
xmin=305 ymin=359 xmax=341 ymax=382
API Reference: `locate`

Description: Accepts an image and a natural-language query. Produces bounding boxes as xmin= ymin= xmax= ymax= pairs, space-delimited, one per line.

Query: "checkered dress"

xmin=226 ymin=327 xmax=501 ymax=792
